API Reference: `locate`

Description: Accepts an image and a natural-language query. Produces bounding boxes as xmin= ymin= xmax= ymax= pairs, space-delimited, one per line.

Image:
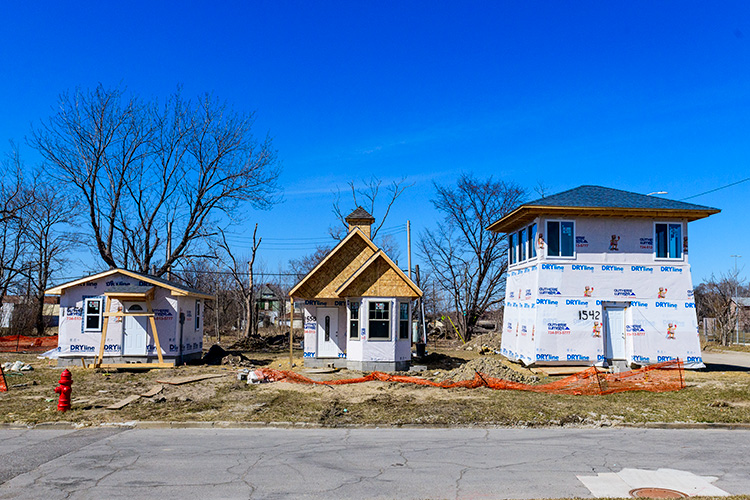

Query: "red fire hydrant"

xmin=54 ymin=369 xmax=73 ymax=412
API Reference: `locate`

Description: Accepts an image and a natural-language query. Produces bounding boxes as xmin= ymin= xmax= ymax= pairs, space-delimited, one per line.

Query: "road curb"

xmin=4 ymin=421 xmax=750 ymax=430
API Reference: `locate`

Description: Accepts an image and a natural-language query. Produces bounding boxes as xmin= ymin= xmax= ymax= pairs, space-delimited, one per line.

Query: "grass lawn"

xmin=2 ymin=346 xmax=750 ymax=427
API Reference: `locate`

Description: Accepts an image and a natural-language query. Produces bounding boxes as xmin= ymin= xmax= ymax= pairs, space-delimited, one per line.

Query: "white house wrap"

xmin=487 ymin=186 xmax=719 ymax=370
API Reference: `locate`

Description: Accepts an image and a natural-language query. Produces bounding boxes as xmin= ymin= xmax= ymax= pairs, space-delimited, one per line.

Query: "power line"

xmin=681 ymin=177 xmax=750 ymax=201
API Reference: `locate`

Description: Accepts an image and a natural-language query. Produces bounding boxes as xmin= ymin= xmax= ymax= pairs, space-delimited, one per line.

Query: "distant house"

xmin=0 ymin=296 xmax=60 ymax=331
xmin=46 ymin=269 xmax=212 ymax=367
xmin=289 ymin=207 xmax=422 ymax=371
xmin=256 ymin=284 xmax=283 ymax=326
xmin=731 ymin=297 xmax=750 ymax=336
xmin=487 ymin=185 xmax=719 ymax=370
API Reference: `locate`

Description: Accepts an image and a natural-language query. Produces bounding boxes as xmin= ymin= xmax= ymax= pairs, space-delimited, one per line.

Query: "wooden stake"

xmin=95 ymin=297 xmax=112 ymax=368
xmin=289 ymin=298 xmax=294 ymax=369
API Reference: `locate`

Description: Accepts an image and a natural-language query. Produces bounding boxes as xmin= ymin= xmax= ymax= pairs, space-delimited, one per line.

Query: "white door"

xmin=604 ymin=307 xmax=626 ymax=361
xmin=123 ymin=303 xmax=148 ymax=356
xmin=317 ymin=307 xmax=341 ymax=358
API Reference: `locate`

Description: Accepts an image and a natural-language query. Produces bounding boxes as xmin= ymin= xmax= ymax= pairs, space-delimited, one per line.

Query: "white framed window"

xmin=368 ymin=301 xmax=390 ymax=340
xmin=654 ymin=222 xmax=683 ymax=259
xmin=84 ymin=297 xmax=104 ymax=331
xmin=195 ymin=300 xmax=201 ymax=330
xmin=546 ymin=220 xmax=575 ymax=258
xmin=398 ymin=302 xmax=410 ymax=340
xmin=348 ymin=301 xmax=360 ymax=339
xmin=508 ymin=232 xmax=517 ymax=265
xmin=518 ymin=227 xmax=527 ymax=261
xmin=528 ymin=222 xmax=537 ymax=259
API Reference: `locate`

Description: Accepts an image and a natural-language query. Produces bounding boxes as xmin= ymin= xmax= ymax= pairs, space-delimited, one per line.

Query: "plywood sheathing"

xmin=291 ymin=230 xmax=376 ymax=299
xmin=337 ymin=251 xmax=422 ymax=298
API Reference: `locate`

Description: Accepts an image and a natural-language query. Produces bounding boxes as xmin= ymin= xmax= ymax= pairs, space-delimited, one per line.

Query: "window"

xmin=399 ymin=303 xmax=410 ymax=339
xmin=84 ymin=297 xmax=104 ymax=331
xmin=368 ymin=301 xmax=390 ymax=339
xmin=655 ymin=223 xmax=682 ymax=259
xmin=324 ymin=315 xmax=331 ymax=341
xmin=349 ymin=301 xmax=360 ymax=339
xmin=518 ymin=227 xmax=527 ymax=261
xmin=528 ymin=223 xmax=537 ymax=258
xmin=508 ymin=233 xmax=517 ymax=265
xmin=195 ymin=300 xmax=201 ymax=330
xmin=546 ymin=220 xmax=574 ymax=257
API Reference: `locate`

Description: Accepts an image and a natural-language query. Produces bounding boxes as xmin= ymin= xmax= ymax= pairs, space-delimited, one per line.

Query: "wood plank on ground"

xmin=155 ymin=373 xmax=228 ymax=385
xmin=140 ymin=385 xmax=163 ymax=397
xmin=106 ymin=394 xmax=141 ymax=410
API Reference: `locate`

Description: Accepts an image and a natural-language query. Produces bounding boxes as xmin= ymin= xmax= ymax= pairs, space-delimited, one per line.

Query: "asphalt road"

xmin=1 ymin=427 xmax=748 ymax=499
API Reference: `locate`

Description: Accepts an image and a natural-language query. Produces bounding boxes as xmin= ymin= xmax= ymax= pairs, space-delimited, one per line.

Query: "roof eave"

xmin=487 ymin=206 xmax=721 ymax=233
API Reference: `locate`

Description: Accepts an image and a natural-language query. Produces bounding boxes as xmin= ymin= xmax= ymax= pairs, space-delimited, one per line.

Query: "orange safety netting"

xmin=254 ymin=359 xmax=685 ymax=395
xmin=0 ymin=365 xmax=6 ymax=392
xmin=0 ymin=335 xmax=58 ymax=353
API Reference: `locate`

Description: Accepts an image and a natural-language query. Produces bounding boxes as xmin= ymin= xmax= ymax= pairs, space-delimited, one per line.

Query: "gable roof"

xmin=336 ymin=250 xmax=422 ymax=298
xmin=289 ymin=228 xmax=421 ymax=299
xmin=487 ymin=185 xmax=720 ymax=233
xmin=45 ymin=268 xmax=213 ymax=299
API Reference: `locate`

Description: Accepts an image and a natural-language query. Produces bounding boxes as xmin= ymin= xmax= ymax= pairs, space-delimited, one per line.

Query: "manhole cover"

xmin=630 ymin=487 xmax=688 ymax=498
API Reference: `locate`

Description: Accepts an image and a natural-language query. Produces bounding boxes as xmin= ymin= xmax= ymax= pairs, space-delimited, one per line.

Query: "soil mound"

xmin=436 ymin=357 xmax=539 ymax=385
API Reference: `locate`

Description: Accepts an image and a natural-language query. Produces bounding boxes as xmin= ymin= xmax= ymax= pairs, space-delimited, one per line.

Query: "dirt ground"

xmin=2 ymin=337 xmax=750 ymax=427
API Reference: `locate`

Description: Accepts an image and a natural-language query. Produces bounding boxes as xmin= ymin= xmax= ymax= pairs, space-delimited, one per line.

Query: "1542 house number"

xmin=577 ymin=310 xmax=601 ymax=321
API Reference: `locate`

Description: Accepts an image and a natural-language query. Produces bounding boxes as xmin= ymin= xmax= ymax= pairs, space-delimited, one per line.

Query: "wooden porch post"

xmin=95 ymin=296 xmax=111 ymax=368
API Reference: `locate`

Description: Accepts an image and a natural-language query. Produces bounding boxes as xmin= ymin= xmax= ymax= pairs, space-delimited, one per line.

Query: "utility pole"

xmin=731 ymin=255 xmax=742 ymax=344
xmin=407 ymin=220 xmax=412 ymax=280
xmin=166 ymin=221 xmax=172 ymax=281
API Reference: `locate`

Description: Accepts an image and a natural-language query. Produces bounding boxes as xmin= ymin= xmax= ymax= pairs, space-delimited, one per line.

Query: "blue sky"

xmin=1 ymin=1 xmax=748 ymax=284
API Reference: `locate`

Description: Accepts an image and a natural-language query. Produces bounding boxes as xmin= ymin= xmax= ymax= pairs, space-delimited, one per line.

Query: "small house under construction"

xmin=289 ymin=208 xmax=422 ymax=371
xmin=47 ymin=269 xmax=212 ymax=367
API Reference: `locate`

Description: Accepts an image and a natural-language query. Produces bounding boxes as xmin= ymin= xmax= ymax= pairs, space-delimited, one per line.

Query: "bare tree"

xmin=0 ymin=146 xmax=32 ymax=310
xmin=419 ymin=174 xmax=525 ymax=341
xmin=20 ymin=170 xmax=81 ymax=335
xmin=30 ymin=85 xmax=281 ymax=276
xmin=217 ymin=224 xmax=261 ymax=338
xmin=695 ymin=269 xmax=748 ymax=346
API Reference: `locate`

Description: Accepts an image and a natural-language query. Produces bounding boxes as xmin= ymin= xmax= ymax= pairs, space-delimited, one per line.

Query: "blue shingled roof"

xmin=524 ymin=185 xmax=718 ymax=211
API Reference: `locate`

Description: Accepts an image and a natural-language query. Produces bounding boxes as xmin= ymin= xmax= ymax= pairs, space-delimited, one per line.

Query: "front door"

xmin=123 ymin=303 xmax=148 ymax=356
xmin=603 ymin=306 xmax=626 ymax=362
xmin=317 ymin=307 xmax=341 ymax=358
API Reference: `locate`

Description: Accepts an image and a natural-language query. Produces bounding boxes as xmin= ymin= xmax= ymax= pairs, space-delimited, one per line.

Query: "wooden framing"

xmin=93 ymin=291 xmax=167 ymax=369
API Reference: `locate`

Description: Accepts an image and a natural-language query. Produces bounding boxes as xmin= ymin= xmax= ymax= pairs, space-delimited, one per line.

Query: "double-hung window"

xmin=655 ymin=223 xmax=682 ymax=259
xmin=398 ymin=303 xmax=410 ymax=339
xmin=528 ymin=223 xmax=537 ymax=258
xmin=84 ymin=297 xmax=104 ymax=331
xmin=510 ymin=223 xmax=539 ymax=266
xmin=195 ymin=300 xmax=201 ymax=330
xmin=508 ymin=233 xmax=517 ymax=265
xmin=368 ymin=301 xmax=390 ymax=340
xmin=349 ymin=301 xmax=360 ymax=339
xmin=546 ymin=220 xmax=575 ymax=257
xmin=518 ymin=227 xmax=527 ymax=261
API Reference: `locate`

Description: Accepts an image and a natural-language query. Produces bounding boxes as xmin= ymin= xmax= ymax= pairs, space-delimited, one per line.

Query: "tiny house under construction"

xmin=487 ymin=185 xmax=719 ymax=370
xmin=289 ymin=208 xmax=422 ymax=371
xmin=47 ymin=269 xmax=212 ymax=367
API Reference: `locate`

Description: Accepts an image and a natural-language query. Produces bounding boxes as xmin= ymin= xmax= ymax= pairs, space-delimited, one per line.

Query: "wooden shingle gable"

xmin=288 ymin=228 xmax=379 ymax=299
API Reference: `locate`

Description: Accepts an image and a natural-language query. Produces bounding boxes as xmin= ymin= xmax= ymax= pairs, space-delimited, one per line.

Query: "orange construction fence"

xmin=0 ymin=365 xmax=6 ymax=392
xmin=0 ymin=335 xmax=58 ymax=353
xmin=254 ymin=359 xmax=685 ymax=395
